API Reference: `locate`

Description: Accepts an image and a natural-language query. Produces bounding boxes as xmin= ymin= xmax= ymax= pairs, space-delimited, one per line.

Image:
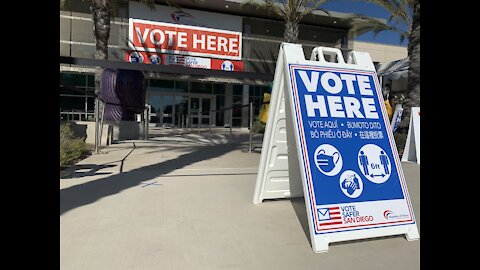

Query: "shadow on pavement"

xmin=290 ymin=197 xmax=312 ymax=246
xmin=61 ymin=164 xmax=117 ymax=179
xmin=60 ymin=142 xmax=241 ymax=216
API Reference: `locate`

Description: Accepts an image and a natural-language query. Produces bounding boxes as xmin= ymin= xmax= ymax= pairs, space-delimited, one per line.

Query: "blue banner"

xmin=288 ymin=65 xmax=405 ymax=206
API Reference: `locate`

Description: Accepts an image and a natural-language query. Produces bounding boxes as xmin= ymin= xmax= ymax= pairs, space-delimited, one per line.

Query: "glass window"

xmin=232 ymin=95 xmax=242 ymax=117
xmin=191 ymin=82 xmax=212 ymax=94
xmin=249 ymin=85 xmax=254 ymax=97
xmin=232 ymin=118 xmax=242 ymax=127
xmin=262 ymin=86 xmax=271 ymax=95
xmin=149 ymin=79 xmax=175 ymax=92
xmin=216 ymin=95 xmax=225 ymax=110
xmin=60 ymin=96 xmax=85 ymax=111
xmin=162 ymin=95 xmax=174 ymax=114
xmin=233 ymin=84 xmax=243 ymax=96
xmin=175 ymin=96 xmax=188 ymax=127
xmin=60 ymin=85 xmax=84 ymax=95
xmin=87 ymin=97 xmax=95 ymax=112
xmin=60 ymin=72 xmax=86 ymax=87
xmin=213 ymin=84 xmax=226 ymax=94
xmin=175 ymin=81 xmax=189 ymax=93
xmin=215 ymin=95 xmax=225 ymax=127
xmin=87 ymin=74 xmax=95 ymax=87
xmin=86 ymin=87 xmax=95 ymax=94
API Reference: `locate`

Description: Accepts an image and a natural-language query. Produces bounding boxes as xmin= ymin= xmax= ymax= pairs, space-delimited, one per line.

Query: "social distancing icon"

xmin=357 ymin=144 xmax=391 ymax=184
xmin=314 ymin=144 xmax=343 ymax=176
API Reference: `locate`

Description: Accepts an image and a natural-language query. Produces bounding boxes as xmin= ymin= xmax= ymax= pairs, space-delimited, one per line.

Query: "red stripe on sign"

xmin=290 ymin=66 xmax=319 ymax=230
xmin=319 ymin=221 xmax=343 ymax=226
xmin=329 ymin=210 xmax=340 ymax=215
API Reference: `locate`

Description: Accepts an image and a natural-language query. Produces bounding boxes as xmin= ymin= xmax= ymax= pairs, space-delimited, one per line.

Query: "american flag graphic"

xmin=168 ymin=55 xmax=185 ymax=65
xmin=317 ymin=207 xmax=343 ymax=226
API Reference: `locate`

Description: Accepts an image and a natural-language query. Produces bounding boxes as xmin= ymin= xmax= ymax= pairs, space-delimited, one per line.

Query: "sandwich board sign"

xmin=402 ymin=107 xmax=420 ymax=164
xmin=253 ymin=43 xmax=419 ymax=253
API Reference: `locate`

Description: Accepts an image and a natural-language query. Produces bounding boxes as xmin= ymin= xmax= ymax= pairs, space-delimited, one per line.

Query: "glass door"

xmin=175 ymin=96 xmax=188 ymax=128
xmin=189 ymin=96 xmax=212 ymax=128
xmin=160 ymin=95 xmax=174 ymax=127
xmin=190 ymin=97 xmax=200 ymax=127
xmin=148 ymin=95 xmax=161 ymax=126
xmin=201 ymin=98 xmax=211 ymax=126
xmin=147 ymin=94 xmax=177 ymax=127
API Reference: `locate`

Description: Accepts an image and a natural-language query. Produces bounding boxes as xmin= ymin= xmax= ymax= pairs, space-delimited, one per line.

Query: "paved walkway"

xmin=60 ymin=128 xmax=420 ymax=270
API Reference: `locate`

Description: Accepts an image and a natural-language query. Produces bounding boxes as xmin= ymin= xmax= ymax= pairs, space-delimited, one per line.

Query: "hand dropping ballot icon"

xmin=358 ymin=144 xmax=391 ymax=184
xmin=314 ymin=144 xmax=343 ymax=176
xmin=339 ymin=170 xmax=363 ymax=198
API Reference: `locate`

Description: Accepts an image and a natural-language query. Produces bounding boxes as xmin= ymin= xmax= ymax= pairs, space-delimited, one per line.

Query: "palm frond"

xmin=347 ymin=14 xmax=408 ymax=39
xmin=242 ymin=0 xmax=285 ymax=18
xmin=138 ymin=0 xmax=157 ymax=10
xmin=358 ymin=0 xmax=412 ymax=27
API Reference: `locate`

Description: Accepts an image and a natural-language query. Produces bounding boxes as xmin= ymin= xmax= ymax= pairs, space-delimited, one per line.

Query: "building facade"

xmin=60 ymin=0 xmax=406 ymax=128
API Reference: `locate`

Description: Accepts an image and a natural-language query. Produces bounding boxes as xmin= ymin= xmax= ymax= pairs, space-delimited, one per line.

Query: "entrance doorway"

xmin=189 ymin=96 xmax=212 ymax=128
xmin=147 ymin=94 xmax=212 ymax=128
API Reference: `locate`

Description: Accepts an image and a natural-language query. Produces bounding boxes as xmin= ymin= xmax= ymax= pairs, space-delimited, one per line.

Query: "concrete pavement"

xmin=60 ymin=128 xmax=420 ymax=270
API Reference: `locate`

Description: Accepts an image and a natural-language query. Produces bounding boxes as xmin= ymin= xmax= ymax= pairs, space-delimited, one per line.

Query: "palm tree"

xmin=245 ymin=0 xmax=331 ymax=43
xmin=61 ymin=0 xmax=155 ymax=153
xmin=346 ymin=0 xmax=420 ymax=130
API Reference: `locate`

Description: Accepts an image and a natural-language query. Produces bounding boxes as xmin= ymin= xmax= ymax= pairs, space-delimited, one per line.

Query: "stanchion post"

xmin=229 ymin=107 xmax=233 ymax=139
xmin=94 ymin=98 xmax=99 ymax=154
xmin=99 ymin=101 xmax=105 ymax=147
xmin=198 ymin=111 xmax=201 ymax=134
xmin=249 ymin=102 xmax=253 ymax=153
xmin=209 ymin=111 xmax=212 ymax=138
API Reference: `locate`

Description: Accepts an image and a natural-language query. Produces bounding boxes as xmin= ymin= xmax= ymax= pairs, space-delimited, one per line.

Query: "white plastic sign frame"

xmin=254 ymin=43 xmax=419 ymax=253
xmin=402 ymin=107 xmax=420 ymax=164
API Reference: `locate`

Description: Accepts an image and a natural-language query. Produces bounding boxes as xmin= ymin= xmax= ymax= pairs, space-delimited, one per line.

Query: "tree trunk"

xmin=284 ymin=21 xmax=299 ymax=43
xmin=91 ymin=0 xmax=111 ymax=153
xmin=91 ymin=0 xmax=111 ymax=94
xmin=399 ymin=0 xmax=420 ymax=130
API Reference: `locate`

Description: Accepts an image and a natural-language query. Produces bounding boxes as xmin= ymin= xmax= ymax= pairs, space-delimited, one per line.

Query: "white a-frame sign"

xmin=401 ymin=107 xmax=420 ymax=164
xmin=253 ymin=43 xmax=419 ymax=253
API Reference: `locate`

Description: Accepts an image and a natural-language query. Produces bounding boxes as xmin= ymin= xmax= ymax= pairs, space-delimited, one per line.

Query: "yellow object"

xmin=385 ymin=99 xmax=393 ymax=120
xmin=258 ymin=93 xmax=271 ymax=124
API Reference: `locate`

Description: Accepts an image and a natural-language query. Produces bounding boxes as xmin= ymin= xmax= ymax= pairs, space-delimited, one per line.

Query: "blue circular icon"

xmin=149 ymin=55 xmax=161 ymax=65
xmin=221 ymin=60 xmax=234 ymax=71
xmin=357 ymin=144 xmax=391 ymax=184
xmin=314 ymin=144 xmax=343 ymax=176
xmin=339 ymin=170 xmax=363 ymax=198
xmin=129 ymin=52 xmax=144 ymax=63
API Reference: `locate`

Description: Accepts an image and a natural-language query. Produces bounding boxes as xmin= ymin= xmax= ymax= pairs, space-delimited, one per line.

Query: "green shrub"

xmin=60 ymin=123 xmax=92 ymax=166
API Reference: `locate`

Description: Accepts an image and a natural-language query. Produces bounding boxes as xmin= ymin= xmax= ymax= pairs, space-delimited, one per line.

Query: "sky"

xmin=321 ymin=0 xmax=409 ymax=47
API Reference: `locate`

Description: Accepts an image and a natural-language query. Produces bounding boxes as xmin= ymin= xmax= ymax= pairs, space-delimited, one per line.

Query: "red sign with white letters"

xmin=129 ymin=19 xmax=242 ymax=60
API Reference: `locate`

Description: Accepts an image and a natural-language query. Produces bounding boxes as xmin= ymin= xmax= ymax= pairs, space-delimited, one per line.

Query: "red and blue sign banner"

xmin=288 ymin=64 xmax=416 ymax=234
xmin=129 ymin=18 xmax=242 ymax=60
xmin=126 ymin=51 xmax=244 ymax=72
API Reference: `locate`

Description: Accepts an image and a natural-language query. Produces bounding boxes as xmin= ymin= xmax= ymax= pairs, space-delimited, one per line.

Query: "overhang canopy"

xmin=376 ymin=57 xmax=409 ymax=80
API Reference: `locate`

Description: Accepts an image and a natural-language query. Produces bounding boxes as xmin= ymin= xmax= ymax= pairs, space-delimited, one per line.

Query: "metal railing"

xmin=61 ymin=101 xmax=259 ymax=153
xmin=60 ymin=111 xmax=95 ymax=121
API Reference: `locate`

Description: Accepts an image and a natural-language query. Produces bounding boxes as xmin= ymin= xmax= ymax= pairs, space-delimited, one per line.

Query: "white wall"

xmin=352 ymin=41 xmax=407 ymax=64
